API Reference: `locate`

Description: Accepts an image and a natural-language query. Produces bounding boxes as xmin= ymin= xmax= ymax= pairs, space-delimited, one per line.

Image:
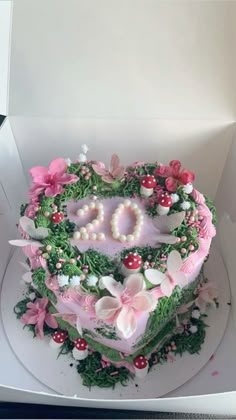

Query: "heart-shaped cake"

xmin=11 ymin=146 xmax=217 ymax=387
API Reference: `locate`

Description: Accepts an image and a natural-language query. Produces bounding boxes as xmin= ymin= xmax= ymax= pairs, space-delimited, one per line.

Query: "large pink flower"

xmin=195 ymin=281 xmax=218 ymax=313
xmin=21 ymin=297 xmax=58 ymax=339
xmin=197 ymin=204 xmax=216 ymax=239
xmin=92 ymin=154 xmax=125 ymax=184
xmin=154 ymin=160 xmax=195 ymax=192
xmin=22 ymin=245 xmax=46 ymax=270
xmin=28 ymin=158 xmax=78 ymax=197
xmin=95 ymin=274 xmax=156 ymax=339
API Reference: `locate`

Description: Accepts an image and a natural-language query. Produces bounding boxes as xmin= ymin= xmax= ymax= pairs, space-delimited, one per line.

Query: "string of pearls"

xmin=73 ymin=202 xmax=105 ymax=241
xmin=111 ymin=199 xmax=144 ymax=242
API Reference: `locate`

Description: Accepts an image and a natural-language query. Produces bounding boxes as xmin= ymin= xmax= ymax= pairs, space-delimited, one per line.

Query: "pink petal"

xmin=102 ymin=174 xmax=114 ymax=183
xmin=37 ymin=297 xmax=49 ymax=310
xmin=150 ymin=286 xmax=164 ymax=300
xmin=153 ymin=211 xmax=186 ymax=234
xmin=45 ymin=313 xmax=58 ymax=329
xmin=132 ymin=291 xmax=156 ymax=312
xmin=95 ymin=296 xmax=121 ymax=320
xmin=21 ymin=312 xmax=38 ymax=324
xmin=76 ymin=316 xmax=82 ymax=335
xmin=29 ymin=166 xmax=48 ymax=182
xmin=154 ymin=164 xmax=173 ymax=177
xmin=112 ymin=166 xmax=125 ymax=179
xmin=57 ymin=173 xmax=78 ymax=184
xmin=109 ymin=154 xmax=120 ymax=173
xmin=145 ymin=269 xmax=165 ymax=285
xmin=174 ymin=271 xmax=188 ymax=288
xmin=44 ymin=184 xmax=64 ymax=197
xmin=167 ymin=250 xmax=182 ymax=273
xmin=116 ymin=306 xmax=137 ymax=339
xmin=160 ymin=278 xmax=174 ymax=297
xmin=169 ymin=160 xmax=181 ymax=176
xmin=35 ymin=315 xmax=45 ymax=339
xmin=9 ymin=239 xmax=42 ymax=247
xmin=92 ymin=164 xmax=106 ymax=176
xmin=165 ymin=177 xmax=177 ymax=192
xmin=100 ymin=276 xmax=123 ymax=297
xmin=124 ymin=274 xmax=144 ymax=297
xmin=179 ymin=169 xmax=195 ymax=185
xmin=48 ymin=158 xmax=67 ymax=176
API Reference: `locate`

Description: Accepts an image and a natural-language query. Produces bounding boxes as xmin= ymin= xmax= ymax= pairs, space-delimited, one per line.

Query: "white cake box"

xmin=1 ymin=0 xmax=236 ymax=415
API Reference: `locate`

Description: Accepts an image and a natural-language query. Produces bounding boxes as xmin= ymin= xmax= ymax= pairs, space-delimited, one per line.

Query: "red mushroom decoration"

xmin=51 ymin=212 xmax=64 ymax=223
xmin=133 ymin=355 xmax=149 ymax=378
xmin=49 ymin=330 xmax=67 ymax=350
xmin=140 ymin=175 xmax=157 ymax=198
xmin=157 ymin=192 xmax=172 ymax=215
xmin=121 ymin=252 xmax=142 ymax=276
xmin=72 ymin=338 xmax=88 ymax=360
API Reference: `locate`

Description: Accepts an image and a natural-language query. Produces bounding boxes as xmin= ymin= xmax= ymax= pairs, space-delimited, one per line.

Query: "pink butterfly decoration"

xmin=92 ymin=154 xmax=125 ymax=183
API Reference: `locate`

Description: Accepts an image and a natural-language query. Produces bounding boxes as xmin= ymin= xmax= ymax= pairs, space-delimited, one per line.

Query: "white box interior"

xmin=1 ymin=0 xmax=236 ymax=414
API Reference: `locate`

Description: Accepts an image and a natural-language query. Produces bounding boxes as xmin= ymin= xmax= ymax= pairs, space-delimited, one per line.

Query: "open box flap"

xmin=8 ymin=0 xmax=236 ymax=119
xmin=0 ymin=1 xmax=11 ymax=115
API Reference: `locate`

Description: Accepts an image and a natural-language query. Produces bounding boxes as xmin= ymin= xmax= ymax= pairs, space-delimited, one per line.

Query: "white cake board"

xmin=0 ymin=245 xmax=230 ymax=400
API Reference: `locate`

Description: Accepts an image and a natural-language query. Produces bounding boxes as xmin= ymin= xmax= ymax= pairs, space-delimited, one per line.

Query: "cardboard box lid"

xmin=7 ymin=0 xmax=236 ymax=119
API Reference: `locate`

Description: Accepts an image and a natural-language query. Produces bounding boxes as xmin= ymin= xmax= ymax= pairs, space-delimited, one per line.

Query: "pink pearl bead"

xmin=189 ymin=216 xmax=195 ymax=222
xmin=44 ymin=211 xmax=50 ymax=217
xmin=46 ymin=245 xmax=52 ymax=251
xmin=188 ymin=245 xmax=195 ymax=251
xmin=80 ymin=274 xmax=86 ymax=280
xmin=56 ymin=263 xmax=62 ymax=269
xmin=181 ymin=248 xmax=186 ymax=254
xmin=69 ymin=258 xmax=75 ymax=264
xmin=176 ymin=237 xmax=181 ymax=243
xmin=181 ymin=236 xmax=187 ymax=242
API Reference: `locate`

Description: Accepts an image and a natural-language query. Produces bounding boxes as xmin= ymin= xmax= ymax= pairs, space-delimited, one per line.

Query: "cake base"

xmin=1 ymin=245 xmax=230 ymax=399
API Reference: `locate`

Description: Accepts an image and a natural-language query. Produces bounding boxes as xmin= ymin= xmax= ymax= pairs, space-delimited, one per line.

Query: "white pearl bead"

xmin=113 ymin=232 xmax=119 ymax=239
xmin=127 ymin=234 xmax=134 ymax=241
xmin=131 ymin=203 xmax=138 ymax=209
xmin=89 ymin=202 xmax=96 ymax=209
xmin=76 ymin=209 xmax=84 ymax=216
xmin=124 ymin=199 xmax=131 ymax=207
xmin=86 ymin=223 xmax=93 ymax=231
xmin=80 ymin=227 xmax=87 ymax=233
xmin=90 ymin=233 xmax=97 ymax=240
xmin=92 ymin=219 xmax=99 ymax=225
xmin=97 ymin=216 xmax=104 ymax=222
xmin=81 ymin=232 xmax=89 ymax=240
xmin=119 ymin=234 xmax=127 ymax=242
xmin=118 ymin=204 xmax=124 ymax=210
xmin=73 ymin=231 xmax=81 ymax=240
xmin=97 ymin=232 xmax=105 ymax=240
xmin=133 ymin=233 xmax=139 ymax=240
xmin=135 ymin=209 xmax=142 ymax=216
xmin=97 ymin=203 xmax=103 ymax=210
xmin=83 ymin=205 xmax=89 ymax=211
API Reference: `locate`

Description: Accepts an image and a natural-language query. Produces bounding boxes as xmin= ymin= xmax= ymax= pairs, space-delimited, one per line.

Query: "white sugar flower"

xmin=58 ymin=275 xmax=69 ymax=287
xmin=189 ymin=325 xmax=198 ymax=334
xmin=191 ymin=309 xmax=200 ymax=319
xmin=78 ymin=153 xmax=87 ymax=163
xmin=65 ymin=158 xmax=72 ymax=167
xmin=87 ymin=275 xmax=98 ymax=287
xmin=81 ymin=144 xmax=89 ymax=154
xmin=70 ymin=276 xmax=81 ymax=287
xmin=171 ymin=193 xmax=180 ymax=204
xmin=183 ymin=183 xmax=193 ymax=194
xmin=29 ymin=292 xmax=36 ymax=300
xmin=180 ymin=201 xmax=191 ymax=210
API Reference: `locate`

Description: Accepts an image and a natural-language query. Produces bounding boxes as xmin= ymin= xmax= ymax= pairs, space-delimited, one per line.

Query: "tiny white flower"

xmin=86 ymin=275 xmax=98 ymax=287
xmin=180 ymin=201 xmax=191 ymax=210
xmin=189 ymin=325 xmax=198 ymax=334
xmin=191 ymin=309 xmax=200 ymax=319
xmin=70 ymin=276 xmax=81 ymax=287
xmin=58 ymin=275 xmax=69 ymax=287
xmin=171 ymin=193 xmax=180 ymax=204
xmin=81 ymin=144 xmax=89 ymax=154
xmin=78 ymin=153 xmax=87 ymax=163
xmin=65 ymin=158 xmax=72 ymax=167
xmin=29 ymin=292 xmax=36 ymax=300
xmin=183 ymin=183 xmax=193 ymax=194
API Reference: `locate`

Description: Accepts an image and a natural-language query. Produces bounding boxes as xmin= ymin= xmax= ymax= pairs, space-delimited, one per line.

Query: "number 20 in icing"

xmin=74 ymin=200 xmax=143 ymax=243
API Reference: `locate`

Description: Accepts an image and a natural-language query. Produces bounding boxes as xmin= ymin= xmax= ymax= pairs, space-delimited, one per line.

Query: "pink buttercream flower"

xmin=145 ymin=250 xmax=188 ymax=296
xmin=154 ymin=160 xmax=195 ymax=192
xmin=95 ymin=274 xmax=156 ymax=339
xmin=28 ymin=158 xmax=78 ymax=198
xmin=22 ymin=245 xmax=47 ymax=270
xmin=21 ymin=297 xmax=58 ymax=339
xmin=92 ymin=154 xmax=125 ymax=184
xmin=195 ymin=281 xmax=218 ymax=313
xmin=197 ymin=204 xmax=216 ymax=239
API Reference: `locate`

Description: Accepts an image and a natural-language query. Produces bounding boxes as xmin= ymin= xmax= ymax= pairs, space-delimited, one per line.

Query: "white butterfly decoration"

xmin=145 ymin=250 xmax=188 ymax=297
xmin=9 ymin=216 xmax=49 ymax=247
xmin=152 ymin=211 xmax=186 ymax=245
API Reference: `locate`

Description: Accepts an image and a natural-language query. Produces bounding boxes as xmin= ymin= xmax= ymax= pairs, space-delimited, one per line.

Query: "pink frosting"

xmin=191 ymin=188 xmax=206 ymax=205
